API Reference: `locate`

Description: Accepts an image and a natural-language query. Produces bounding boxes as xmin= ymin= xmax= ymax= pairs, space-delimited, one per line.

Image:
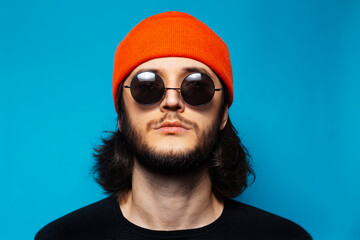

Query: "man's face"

xmin=121 ymin=57 xmax=228 ymax=174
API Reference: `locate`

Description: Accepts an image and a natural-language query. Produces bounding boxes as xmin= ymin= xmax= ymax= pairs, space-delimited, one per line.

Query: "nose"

xmin=159 ymin=88 xmax=185 ymax=112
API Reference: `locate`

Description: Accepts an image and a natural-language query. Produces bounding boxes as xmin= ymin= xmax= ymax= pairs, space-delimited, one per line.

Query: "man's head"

xmin=93 ymin=11 xmax=254 ymax=199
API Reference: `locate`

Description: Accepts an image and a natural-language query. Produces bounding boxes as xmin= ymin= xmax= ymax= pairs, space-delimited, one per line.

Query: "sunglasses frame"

xmin=123 ymin=71 xmax=223 ymax=107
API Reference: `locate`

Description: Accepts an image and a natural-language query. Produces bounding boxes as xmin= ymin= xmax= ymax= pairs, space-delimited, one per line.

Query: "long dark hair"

xmin=92 ymin=80 xmax=255 ymax=199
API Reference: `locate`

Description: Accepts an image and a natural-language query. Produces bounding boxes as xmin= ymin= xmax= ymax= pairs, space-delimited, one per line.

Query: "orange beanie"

xmin=112 ymin=11 xmax=233 ymax=111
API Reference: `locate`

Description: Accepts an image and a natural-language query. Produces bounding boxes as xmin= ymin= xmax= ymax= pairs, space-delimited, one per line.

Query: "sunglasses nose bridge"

xmin=164 ymin=87 xmax=181 ymax=94
xmin=162 ymin=87 xmax=183 ymax=101
xmin=159 ymin=87 xmax=185 ymax=110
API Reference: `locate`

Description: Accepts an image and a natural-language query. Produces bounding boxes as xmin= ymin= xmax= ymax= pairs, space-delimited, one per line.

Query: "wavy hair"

xmin=92 ymin=80 xmax=254 ymax=199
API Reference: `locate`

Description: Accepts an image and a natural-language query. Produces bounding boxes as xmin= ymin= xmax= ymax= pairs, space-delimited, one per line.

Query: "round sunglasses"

xmin=123 ymin=71 xmax=223 ymax=106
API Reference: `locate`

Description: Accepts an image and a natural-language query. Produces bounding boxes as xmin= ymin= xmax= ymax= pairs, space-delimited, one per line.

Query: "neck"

xmin=119 ymin=160 xmax=224 ymax=230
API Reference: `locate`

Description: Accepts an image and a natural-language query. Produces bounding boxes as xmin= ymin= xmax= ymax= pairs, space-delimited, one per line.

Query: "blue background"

xmin=1 ymin=0 xmax=359 ymax=239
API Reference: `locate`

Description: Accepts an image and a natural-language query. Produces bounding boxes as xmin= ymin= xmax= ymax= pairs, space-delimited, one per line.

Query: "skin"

xmin=119 ymin=57 xmax=229 ymax=231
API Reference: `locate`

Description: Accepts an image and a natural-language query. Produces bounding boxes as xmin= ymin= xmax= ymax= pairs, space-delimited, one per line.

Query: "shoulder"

xmin=223 ymin=199 xmax=312 ymax=240
xmin=35 ymin=196 xmax=118 ymax=240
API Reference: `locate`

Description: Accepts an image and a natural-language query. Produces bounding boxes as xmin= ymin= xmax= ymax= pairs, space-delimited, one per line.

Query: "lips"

xmin=154 ymin=121 xmax=190 ymax=134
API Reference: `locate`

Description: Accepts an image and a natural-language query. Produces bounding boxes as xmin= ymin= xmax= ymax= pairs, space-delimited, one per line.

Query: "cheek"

xmin=123 ymin=92 xmax=147 ymax=130
xmin=188 ymin=99 xmax=222 ymax=129
xmin=123 ymin=90 xmax=153 ymax=123
xmin=198 ymin=113 xmax=218 ymax=131
xmin=125 ymin=108 xmax=152 ymax=132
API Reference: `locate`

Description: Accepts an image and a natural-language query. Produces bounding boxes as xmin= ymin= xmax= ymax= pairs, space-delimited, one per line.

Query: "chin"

xmin=149 ymin=140 xmax=196 ymax=153
xmin=153 ymin=145 xmax=195 ymax=156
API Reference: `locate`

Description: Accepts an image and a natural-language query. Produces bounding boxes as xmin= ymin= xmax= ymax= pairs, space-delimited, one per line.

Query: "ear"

xmin=219 ymin=106 xmax=228 ymax=131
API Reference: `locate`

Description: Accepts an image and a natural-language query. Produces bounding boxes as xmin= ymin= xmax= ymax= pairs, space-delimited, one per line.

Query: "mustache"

xmin=146 ymin=112 xmax=199 ymax=132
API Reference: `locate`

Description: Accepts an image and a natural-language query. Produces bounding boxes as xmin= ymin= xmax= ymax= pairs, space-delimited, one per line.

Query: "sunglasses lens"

xmin=131 ymin=72 xmax=164 ymax=105
xmin=181 ymin=73 xmax=215 ymax=106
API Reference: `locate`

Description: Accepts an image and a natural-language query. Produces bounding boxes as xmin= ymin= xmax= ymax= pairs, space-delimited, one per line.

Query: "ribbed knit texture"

xmin=112 ymin=11 xmax=233 ymax=111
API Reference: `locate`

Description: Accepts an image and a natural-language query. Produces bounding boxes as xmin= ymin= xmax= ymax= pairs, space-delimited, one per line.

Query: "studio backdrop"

xmin=1 ymin=0 xmax=359 ymax=239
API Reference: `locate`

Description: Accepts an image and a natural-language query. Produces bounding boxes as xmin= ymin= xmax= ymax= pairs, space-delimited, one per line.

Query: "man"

xmin=36 ymin=11 xmax=311 ymax=239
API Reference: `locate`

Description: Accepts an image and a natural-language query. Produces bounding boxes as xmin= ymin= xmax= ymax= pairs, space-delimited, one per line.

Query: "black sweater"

xmin=35 ymin=196 xmax=311 ymax=240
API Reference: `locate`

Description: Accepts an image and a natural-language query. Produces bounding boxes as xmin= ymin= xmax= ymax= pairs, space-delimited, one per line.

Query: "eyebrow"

xmin=181 ymin=67 xmax=213 ymax=76
xmin=132 ymin=68 xmax=161 ymax=76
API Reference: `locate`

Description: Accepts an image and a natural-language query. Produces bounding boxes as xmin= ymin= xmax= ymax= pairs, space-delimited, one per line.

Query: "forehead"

xmin=126 ymin=57 xmax=220 ymax=83
xmin=135 ymin=57 xmax=211 ymax=69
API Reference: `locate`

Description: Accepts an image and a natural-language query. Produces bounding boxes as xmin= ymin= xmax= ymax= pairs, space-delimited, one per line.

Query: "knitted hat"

xmin=112 ymin=11 xmax=233 ymax=111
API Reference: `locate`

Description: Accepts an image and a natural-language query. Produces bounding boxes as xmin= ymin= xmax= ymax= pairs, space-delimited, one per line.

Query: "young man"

xmin=36 ymin=11 xmax=311 ymax=239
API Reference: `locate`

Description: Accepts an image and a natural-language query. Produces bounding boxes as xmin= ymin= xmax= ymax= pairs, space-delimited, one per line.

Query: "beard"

xmin=123 ymin=112 xmax=221 ymax=176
